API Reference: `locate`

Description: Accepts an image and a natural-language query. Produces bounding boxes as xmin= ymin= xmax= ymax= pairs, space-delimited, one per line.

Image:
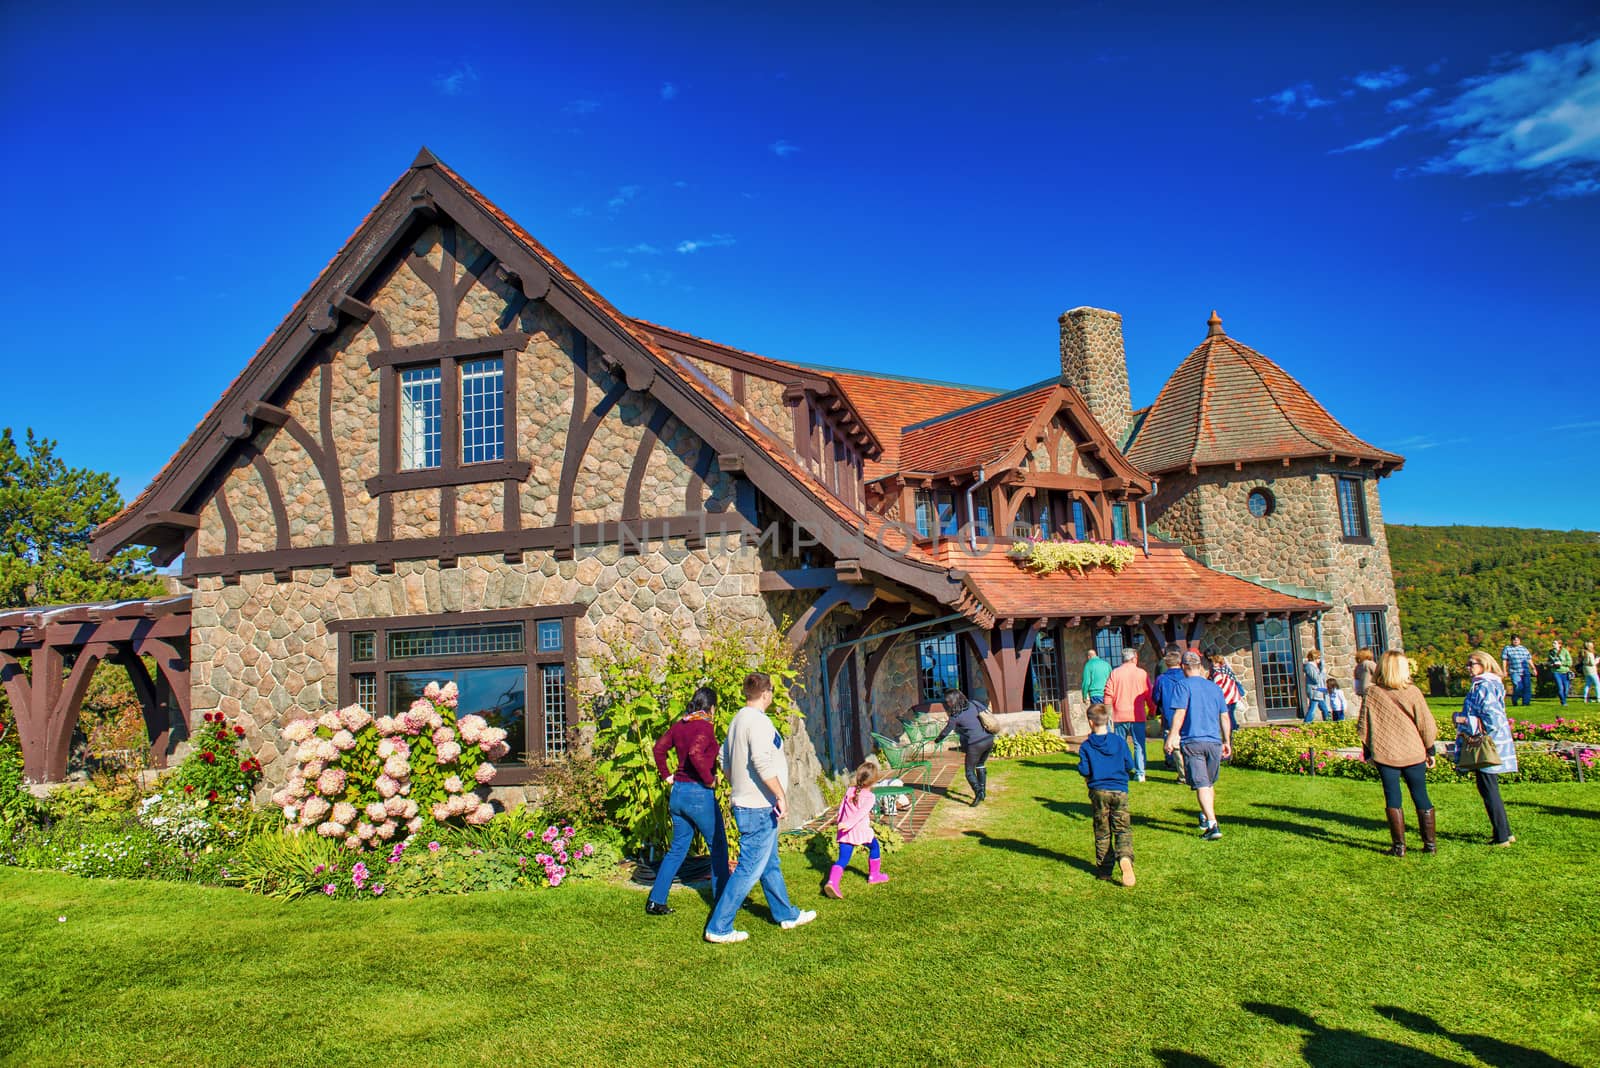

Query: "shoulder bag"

xmin=975 ymin=704 xmax=1000 ymax=734
xmin=1455 ymin=722 xmax=1502 ymax=771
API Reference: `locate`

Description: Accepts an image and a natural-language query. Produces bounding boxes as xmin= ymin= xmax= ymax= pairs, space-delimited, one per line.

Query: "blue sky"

xmin=2 ymin=2 xmax=1596 ymax=531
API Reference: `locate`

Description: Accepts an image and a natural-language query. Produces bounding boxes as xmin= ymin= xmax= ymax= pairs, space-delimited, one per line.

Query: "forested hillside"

xmin=1388 ymin=524 xmax=1600 ymax=688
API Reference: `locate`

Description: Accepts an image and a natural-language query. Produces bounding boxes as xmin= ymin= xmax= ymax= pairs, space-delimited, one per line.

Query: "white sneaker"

xmin=780 ymin=909 xmax=817 ymax=930
xmin=704 ymin=929 xmax=749 ymax=944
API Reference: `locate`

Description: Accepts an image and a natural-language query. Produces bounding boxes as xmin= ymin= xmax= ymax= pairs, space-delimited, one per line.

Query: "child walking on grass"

xmin=824 ymin=760 xmax=888 ymax=898
xmin=1078 ymin=702 xmax=1136 ymax=887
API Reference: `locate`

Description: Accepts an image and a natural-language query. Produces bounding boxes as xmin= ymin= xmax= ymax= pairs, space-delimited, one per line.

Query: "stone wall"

xmin=1059 ymin=307 xmax=1133 ymax=448
xmin=1154 ymin=460 xmax=1403 ymax=704
xmin=189 ymin=533 xmax=833 ymax=820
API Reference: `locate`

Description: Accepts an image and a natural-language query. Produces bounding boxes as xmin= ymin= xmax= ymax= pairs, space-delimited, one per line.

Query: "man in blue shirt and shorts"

xmin=1163 ymin=650 xmax=1233 ymax=841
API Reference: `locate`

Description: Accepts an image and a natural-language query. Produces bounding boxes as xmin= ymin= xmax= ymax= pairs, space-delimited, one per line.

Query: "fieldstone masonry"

xmin=1060 ymin=307 xmax=1134 ymax=448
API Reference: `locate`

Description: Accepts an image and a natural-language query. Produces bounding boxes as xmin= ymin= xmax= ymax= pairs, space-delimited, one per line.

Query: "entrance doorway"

xmin=1251 ymin=617 xmax=1301 ymax=719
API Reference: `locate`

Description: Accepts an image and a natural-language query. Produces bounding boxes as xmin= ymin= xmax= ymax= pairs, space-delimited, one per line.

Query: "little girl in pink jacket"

xmin=824 ymin=760 xmax=889 ymax=898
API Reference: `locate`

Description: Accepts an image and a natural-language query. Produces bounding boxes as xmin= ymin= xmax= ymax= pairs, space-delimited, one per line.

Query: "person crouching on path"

xmin=824 ymin=760 xmax=889 ymax=898
xmin=1104 ymin=648 xmax=1154 ymax=782
xmin=1356 ymin=651 xmax=1438 ymax=857
xmin=1078 ymin=702 xmax=1136 ymax=887
xmin=645 ymin=686 xmax=729 ymax=916
xmin=1164 ymin=650 xmax=1232 ymax=840
xmin=936 ymin=688 xmax=996 ymax=805
xmin=703 ymin=672 xmax=816 ymax=944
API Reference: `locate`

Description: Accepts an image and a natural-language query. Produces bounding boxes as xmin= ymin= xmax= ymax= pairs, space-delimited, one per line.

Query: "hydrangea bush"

xmin=270 ymin=681 xmax=510 ymax=849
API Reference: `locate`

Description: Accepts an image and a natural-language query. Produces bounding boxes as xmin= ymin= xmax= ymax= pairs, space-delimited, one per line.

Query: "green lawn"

xmin=3 ymin=754 xmax=1597 ymax=1067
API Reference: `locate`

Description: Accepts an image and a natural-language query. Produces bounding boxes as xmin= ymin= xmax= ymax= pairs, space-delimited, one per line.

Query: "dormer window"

xmin=915 ymin=489 xmax=958 ymax=537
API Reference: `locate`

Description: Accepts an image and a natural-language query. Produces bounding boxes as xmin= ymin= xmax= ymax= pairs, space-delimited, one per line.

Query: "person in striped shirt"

xmin=1500 ymin=636 xmax=1536 ymax=707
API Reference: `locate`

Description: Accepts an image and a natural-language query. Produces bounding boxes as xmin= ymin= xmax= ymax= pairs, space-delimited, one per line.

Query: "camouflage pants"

xmin=1089 ymin=788 xmax=1134 ymax=868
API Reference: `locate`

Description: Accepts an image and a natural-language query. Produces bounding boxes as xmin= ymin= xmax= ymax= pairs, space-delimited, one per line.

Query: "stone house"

xmin=92 ymin=150 xmax=1402 ymax=814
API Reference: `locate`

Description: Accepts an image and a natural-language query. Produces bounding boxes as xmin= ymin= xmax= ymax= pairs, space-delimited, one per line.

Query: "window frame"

xmin=1093 ymin=625 xmax=1128 ymax=663
xmin=1336 ymin=475 xmax=1371 ymax=543
xmin=917 ymin=632 xmax=968 ymax=701
xmin=368 ymin=338 xmax=531 ymax=495
xmin=1028 ymin=628 xmax=1063 ymax=709
xmin=1351 ymin=605 xmax=1389 ymax=654
xmin=331 ymin=605 xmax=582 ymax=784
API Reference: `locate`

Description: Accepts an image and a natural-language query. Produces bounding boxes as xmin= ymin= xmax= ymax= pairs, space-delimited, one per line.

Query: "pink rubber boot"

xmin=868 ymin=857 xmax=888 ymax=885
xmin=823 ymin=864 xmax=844 ymax=898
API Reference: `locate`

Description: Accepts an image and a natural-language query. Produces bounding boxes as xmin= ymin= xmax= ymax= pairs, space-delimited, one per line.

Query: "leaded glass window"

xmin=460 ymin=357 xmax=505 ymax=464
xmin=399 ymin=366 xmax=443 ymax=470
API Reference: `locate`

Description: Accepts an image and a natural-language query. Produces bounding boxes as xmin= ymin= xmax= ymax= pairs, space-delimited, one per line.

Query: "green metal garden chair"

xmin=870 ymin=731 xmax=933 ymax=794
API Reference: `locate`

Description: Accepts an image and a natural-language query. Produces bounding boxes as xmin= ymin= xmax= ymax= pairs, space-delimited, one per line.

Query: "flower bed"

xmin=1230 ymin=722 xmax=1596 ymax=784
xmin=1007 ymin=538 xmax=1136 ymax=576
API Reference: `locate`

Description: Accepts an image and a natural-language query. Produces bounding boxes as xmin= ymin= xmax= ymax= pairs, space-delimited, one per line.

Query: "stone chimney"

xmin=1059 ymin=306 xmax=1133 ymax=448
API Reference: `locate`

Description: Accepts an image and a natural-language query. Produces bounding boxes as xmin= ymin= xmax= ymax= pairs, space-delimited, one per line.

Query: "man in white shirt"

xmin=703 ymin=672 xmax=816 ymax=944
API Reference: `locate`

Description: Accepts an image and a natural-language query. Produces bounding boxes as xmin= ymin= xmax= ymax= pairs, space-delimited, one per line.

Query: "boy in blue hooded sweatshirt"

xmin=1078 ymin=702 xmax=1136 ymax=887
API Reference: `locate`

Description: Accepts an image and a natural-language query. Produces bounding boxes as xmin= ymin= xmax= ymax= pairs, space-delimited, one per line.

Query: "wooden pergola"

xmin=0 ymin=595 xmax=191 ymax=784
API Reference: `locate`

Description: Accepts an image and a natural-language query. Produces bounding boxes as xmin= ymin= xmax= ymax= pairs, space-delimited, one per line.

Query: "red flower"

xmin=239 ymin=759 xmax=251 ymax=771
xmin=184 ymin=784 xmax=195 ymax=793
xmin=234 ymin=725 xmax=245 ymax=737
xmin=206 ymin=790 xmax=218 ymax=801
xmin=202 ymin=751 xmax=216 ymax=764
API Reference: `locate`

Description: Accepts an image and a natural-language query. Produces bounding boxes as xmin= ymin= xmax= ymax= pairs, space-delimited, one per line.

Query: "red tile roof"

xmin=1126 ymin=316 xmax=1403 ymax=475
xmin=937 ymin=542 xmax=1327 ymax=619
xmin=897 ymin=380 xmax=1059 ymax=475
xmin=825 ymin=371 xmax=1001 ymax=479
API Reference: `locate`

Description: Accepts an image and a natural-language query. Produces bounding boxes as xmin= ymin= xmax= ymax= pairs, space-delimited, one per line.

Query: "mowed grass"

xmin=3 ymin=751 xmax=1598 ymax=1067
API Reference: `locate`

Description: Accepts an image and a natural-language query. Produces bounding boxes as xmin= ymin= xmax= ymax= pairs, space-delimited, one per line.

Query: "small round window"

xmin=1247 ymin=489 xmax=1275 ymax=518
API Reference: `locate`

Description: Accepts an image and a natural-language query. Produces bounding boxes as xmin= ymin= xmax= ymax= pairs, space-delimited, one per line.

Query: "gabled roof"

xmin=895 ymin=377 xmax=1153 ymax=493
xmin=1126 ymin=312 xmax=1404 ymax=476
xmin=898 ymin=379 xmax=1060 ymax=475
xmin=93 ymin=150 xmax=984 ymax=623
xmin=936 ymin=542 xmax=1328 ymax=620
xmin=822 ymin=370 xmax=1001 ymax=479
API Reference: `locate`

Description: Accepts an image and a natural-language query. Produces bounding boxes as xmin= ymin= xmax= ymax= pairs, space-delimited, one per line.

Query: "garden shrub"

xmin=168 ymin=711 xmax=263 ymax=803
xmin=270 ymin=681 xmax=510 ymax=850
xmin=588 ymin=622 xmax=801 ymax=856
xmin=991 ymin=731 xmax=1075 ymax=759
xmin=0 ymin=718 xmax=36 ymax=831
xmin=3 ymin=818 xmax=238 ymax=884
xmin=1040 ymin=704 xmax=1061 ymax=732
xmin=1230 ymin=722 xmax=1593 ymax=785
xmin=778 ymin=819 xmax=902 ymax=859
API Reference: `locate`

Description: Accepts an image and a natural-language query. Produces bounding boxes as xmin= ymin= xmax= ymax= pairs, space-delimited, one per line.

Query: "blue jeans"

xmin=704 ymin=805 xmax=799 ymax=935
xmin=648 ymin=781 xmax=728 ymax=907
xmin=1510 ymin=673 xmax=1532 ymax=706
xmin=1114 ymin=722 xmax=1147 ymax=779
xmin=1303 ymin=695 xmax=1329 ymax=723
xmin=1553 ymin=673 xmax=1570 ymax=705
xmin=1583 ymin=672 xmax=1598 ymax=702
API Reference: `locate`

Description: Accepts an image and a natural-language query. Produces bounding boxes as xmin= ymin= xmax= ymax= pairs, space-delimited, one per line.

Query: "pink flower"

xmin=316 ymin=739 xmax=340 ymax=762
xmin=323 ymin=883 xmax=337 ymax=896
xmin=405 ymin=816 xmax=423 ymax=833
xmin=338 ymin=705 xmax=372 ymax=732
xmin=549 ymin=874 xmax=563 ymax=887
xmin=439 ymin=681 xmax=459 ymax=708
xmin=443 ymin=775 xmax=464 ymax=794
xmin=317 ymin=821 xmax=347 ymax=838
xmin=356 ymin=822 xmax=376 ymax=841
xmin=401 ymin=799 xmax=419 ymax=819
xmin=317 ymin=768 xmax=347 ymax=796
xmin=332 ymin=802 xmax=358 ymax=826
xmin=375 ymin=774 xmax=400 ymax=799
xmin=436 ymin=742 xmax=462 ymax=764
xmin=313 ymin=864 xmax=325 ymax=875
xmin=475 ymin=763 xmax=496 ymax=784
xmin=317 ymin=711 xmax=342 ymax=732
xmin=377 ymin=820 xmax=398 ymax=840
xmin=423 ymin=681 xmax=442 ymax=702
xmin=427 ymin=841 xmax=441 ymax=853
xmin=457 ymin=715 xmax=486 ymax=743
xmin=479 ymin=727 xmax=508 ymax=747
xmin=384 ymin=795 xmax=408 ymax=817
xmin=432 ymin=726 xmax=457 ymax=748
xmin=401 ymin=711 xmax=427 ymax=735
xmin=466 ymin=803 xmax=494 ymax=825
xmin=483 ymin=740 xmax=510 ymax=760
xmin=582 ymin=842 xmax=595 ymax=857
xmin=302 ymin=760 xmax=325 ymax=780
xmin=562 ymin=826 xmax=574 ymax=838
xmin=301 ymin=796 xmax=331 ymax=823
xmin=375 ymin=715 xmax=398 ymax=735
xmin=365 ymin=802 xmax=388 ymax=823
xmin=431 ymin=803 xmax=451 ymax=822
xmin=383 ymin=755 xmax=411 ymax=779
xmin=371 ymin=885 xmax=385 ymax=896
xmin=281 ymin=718 xmax=314 ymax=743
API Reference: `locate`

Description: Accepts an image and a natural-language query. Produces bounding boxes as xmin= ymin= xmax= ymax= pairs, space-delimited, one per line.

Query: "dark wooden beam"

xmin=365 ymin=331 xmax=529 ymax=370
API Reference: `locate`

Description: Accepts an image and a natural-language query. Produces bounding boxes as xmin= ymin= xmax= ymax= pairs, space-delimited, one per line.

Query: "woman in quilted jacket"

xmin=1454 ymin=651 xmax=1518 ymax=846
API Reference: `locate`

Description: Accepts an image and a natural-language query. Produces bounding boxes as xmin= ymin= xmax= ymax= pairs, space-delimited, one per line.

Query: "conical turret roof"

xmin=1126 ymin=312 xmax=1403 ymax=475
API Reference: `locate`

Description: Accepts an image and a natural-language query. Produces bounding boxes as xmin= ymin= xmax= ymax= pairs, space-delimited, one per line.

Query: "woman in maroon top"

xmin=645 ymin=687 xmax=729 ymax=915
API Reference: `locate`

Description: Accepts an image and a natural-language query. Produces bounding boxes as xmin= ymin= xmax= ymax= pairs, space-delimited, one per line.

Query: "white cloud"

xmin=675 ymin=234 xmax=736 ymax=254
xmin=769 ymin=139 xmax=800 ymax=157
xmin=1353 ymin=66 xmax=1410 ymax=92
xmin=433 ymin=64 xmax=478 ymax=96
xmin=1425 ymin=37 xmax=1600 ymax=185
xmin=564 ymin=98 xmax=602 ymax=115
xmin=626 ymin=243 xmax=662 ymax=255
xmin=1256 ymin=82 xmax=1336 ymax=117
xmin=660 ymin=82 xmax=678 ymax=101
xmin=607 ymin=185 xmax=641 ymax=212
xmin=1330 ymin=124 xmax=1411 ymax=154
xmin=1387 ymin=87 xmax=1436 ymax=112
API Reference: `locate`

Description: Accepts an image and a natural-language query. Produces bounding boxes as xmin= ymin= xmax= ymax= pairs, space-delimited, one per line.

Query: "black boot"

xmin=976 ymin=766 xmax=988 ymax=804
xmin=1385 ymin=808 xmax=1406 ymax=857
